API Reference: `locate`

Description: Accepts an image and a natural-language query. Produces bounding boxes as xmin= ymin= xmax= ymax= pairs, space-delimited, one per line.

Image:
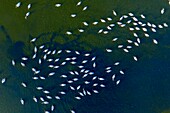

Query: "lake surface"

xmin=0 ymin=0 xmax=170 ymax=113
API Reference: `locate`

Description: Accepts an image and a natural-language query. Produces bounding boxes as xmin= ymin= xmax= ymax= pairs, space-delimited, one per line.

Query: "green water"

xmin=0 ymin=0 xmax=170 ymax=113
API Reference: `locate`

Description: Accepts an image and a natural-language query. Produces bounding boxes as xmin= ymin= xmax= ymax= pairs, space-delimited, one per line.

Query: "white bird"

xmin=123 ymin=49 xmax=129 ymax=53
xmin=70 ymin=109 xmax=76 ymax=113
xmin=34 ymin=46 xmax=38 ymax=53
xmin=107 ymin=17 xmax=112 ymax=21
xmin=40 ymin=76 xmax=45 ymax=80
xmin=100 ymin=19 xmax=106 ymax=23
xmin=27 ymin=4 xmax=31 ymax=10
xmin=112 ymin=74 xmax=116 ymax=81
xmin=147 ymin=22 xmax=152 ymax=27
xmin=55 ymin=96 xmax=61 ymax=100
xmin=110 ymin=24 xmax=115 ymax=27
xmin=93 ymin=62 xmax=96 ymax=68
xmin=93 ymin=83 xmax=98 ymax=87
xmin=83 ymin=88 xmax=86 ymax=95
xmin=140 ymin=14 xmax=145 ymax=19
xmin=30 ymin=38 xmax=37 ymax=43
xmin=76 ymin=1 xmax=82 ymax=6
xmin=36 ymin=86 xmax=43 ymax=90
xmin=112 ymin=10 xmax=117 ymax=16
xmin=59 ymin=91 xmax=66 ymax=95
xmin=133 ymin=56 xmax=138 ymax=61
xmin=116 ymin=80 xmax=120 ymax=85
xmin=98 ymin=77 xmax=105 ymax=81
xmin=42 ymin=101 xmax=49 ymax=104
xmin=33 ymin=96 xmax=38 ymax=102
xmin=103 ymin=31 xmax=109 ymax=34
xmin=75 ymin=96 xmax=81 ymax=100
xmin=55 ymin=3 xmax=62 ymax=7
xmin=70 ymin=86 xmax=75 ymax=90
xmin=127 ymin=20 xmax=132 ymax=24
xmin=92 ymin=76 xmax=97 ymax=80
xmin=12 ymin=60 xmax=16 ymax=66
xmin=84 ymin=81 xmax=90 ymax=84
xmin=22 ymin=57 xmax=28 ymax=61
xmin=158 ymin=25 xmax=163 ymax=29
xmin=127 ymin=39 xmax=133 ymax=43
xmin=16 ymin=2 xmax=21 ymax=8
xmin=144 ymin=33 xmax=149 ymax=37
xmin=134 ymin=42 xmax=139 ymax=47
xmin=79 ymin=92 xmax=84 ymax=96
xmin=161 ymin=8 xmax=165 ymax=14
xmin=21 ymin=62 xmax=26 ymax=67
xmin=32 ymin=77 xmax=38 ymax=80
xmin=71 ymin=14 xmax=76 ymax=18
xmin=60 ymin=74 xmax=67 ymax=78
xmin=87 ymin=90 xmax=91 ymax=95
xmin=43 ymin=90 xmax=50 ymax=94
xmin=25 ymin=12 xmax=30 ymax=19
xmin=129 ymin=27 xmax=134 ymax=31
xmin=106 ymin=48 xmax=112 ymax=52
xmin=82 ymin=6 xmax=88 ymax=11
xmin=106 ymin=67 xmax=111 ymax=70
xmin=60 ymin=83 xmax=66 ymax=87
xmin=1 ymin=78 xmax=6 ymax=84
xmin=32 ymin=54 xmax=37 ymax=59
xmin=44 ymin=111 xmax=50 ymax=113
xmin=48 ymin=72 xmax=55 ymax=76
xmin=118 ymin=45 xmax=123 ymax=48
xmin=46 ymin=95 xmax=52 ymax=99
xmin=77 ymin=85 xmax=81 ymax=90
xmin=21 ymin=82 xmax=27 ymax=87
xmin=93 ymin=90 xmax=99 ymax=93
xmin=112 ymin=38 xmax=118 ymax=42
xmin=163 ymin=23 xmax=168 ymax=27
xmin=82 ymin=60 xmax=88 ymax=64
xmin=83 ymin=22 xmax=88 ymax=26
xmin=20 ymin=98 xmax=24 ymax=105
xmin=40 ymin=97 xmax=45 ymax=102
xmin=65 ymin=50 xmax=71 ymax=53
xmin=51 ymin=105 xmax=55 ymax=111
xmin=151 ymin=28 xmax=156 ymax=32
xmin=132 ymin=17 xmax=138 ymax=21
xmin=66 ymin=31 xmax=72 ymax=35
xmin=120 ymin=70 xmax=124 ymax=75
xmin=32 ymin=68 xmax=36 ymax=72
xmin=153 ymin=39 xmax=158 ymax=44
xmin=100 ymin=84 xmax=105 ymax=88
xmin=98 ymin=29 xmax=103 ymax=33
xmin=75 ymin=51 xmax=80 ymax=55
xmin=92 ymin=21 xmax=98 ymax=25
xmin=78 ymin=29 xmax=84 ymax=33
xmin=128 ymin=12 xmax=134 ymax=16
xmin=106 ymin=70 xmax=112 ymax=73
xmin=91 ymin=57 xmax=96 ymax=61
xmin=142 ymin=27 xmax=147 ymax=32
xmin=137 ymin=38 xmax=141 ymax=44
xmin=39 ymin=45 xmax=45 ymax=49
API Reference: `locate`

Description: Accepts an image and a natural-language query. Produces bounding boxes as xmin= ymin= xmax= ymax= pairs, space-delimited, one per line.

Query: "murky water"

xmin=0 ymin=0 xmax=170 ymax=113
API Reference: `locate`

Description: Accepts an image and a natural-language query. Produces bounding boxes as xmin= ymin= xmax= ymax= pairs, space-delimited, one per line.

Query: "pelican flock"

xmin=0 ymin=0 xmax=169 ymax=113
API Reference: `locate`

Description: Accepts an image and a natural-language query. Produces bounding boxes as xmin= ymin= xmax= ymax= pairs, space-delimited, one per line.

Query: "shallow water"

xmin=0 ymin=0 xmax=170 ymax=113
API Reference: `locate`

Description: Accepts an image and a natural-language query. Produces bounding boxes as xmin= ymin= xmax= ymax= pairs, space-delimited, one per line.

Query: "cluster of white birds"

xmin=15 ymin=0 xmax=89 ymax=20
xmin=5 ymin=1 xmax=168 ymax=113
xmin=15 ymin=1 xmax=32 ymax=19
xmin=11 ymin=40 xmax=110 ymax=113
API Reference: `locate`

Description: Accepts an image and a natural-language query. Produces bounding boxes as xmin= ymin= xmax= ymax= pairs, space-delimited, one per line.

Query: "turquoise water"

xmin=0 ymin=0 xmax=170 ymax=113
